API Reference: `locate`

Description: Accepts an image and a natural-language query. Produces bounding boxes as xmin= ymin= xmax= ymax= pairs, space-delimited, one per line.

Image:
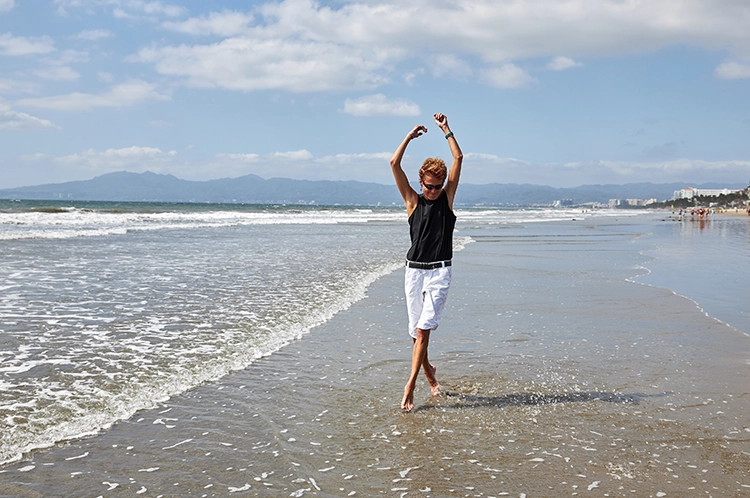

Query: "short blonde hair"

xmin=419 ymin=157 xmax=447 ymax=182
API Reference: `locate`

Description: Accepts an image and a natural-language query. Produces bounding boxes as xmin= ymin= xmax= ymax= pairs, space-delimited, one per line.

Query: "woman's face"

xmin=420 ymin=173 xmax=444 ymax=201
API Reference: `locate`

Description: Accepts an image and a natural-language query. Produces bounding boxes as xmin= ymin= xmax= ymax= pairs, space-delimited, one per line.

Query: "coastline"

xmin=2 ymin=215 xmax=749 ymax=497
xmin=716 ymin=208 xmax=750 ymax=216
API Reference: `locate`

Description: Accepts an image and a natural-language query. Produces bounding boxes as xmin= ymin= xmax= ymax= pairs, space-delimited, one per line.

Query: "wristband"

xmin=444 ymin=132 xmax=454 ymax=140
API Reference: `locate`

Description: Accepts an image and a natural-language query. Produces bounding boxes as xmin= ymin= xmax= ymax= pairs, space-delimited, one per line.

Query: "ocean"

xmin=0 ymin=200 xmax=748 ymax=496
xmin=0 ymin=201 xmax=412 ymax=466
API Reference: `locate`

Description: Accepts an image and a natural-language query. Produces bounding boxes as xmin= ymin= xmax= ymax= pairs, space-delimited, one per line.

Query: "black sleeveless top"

xmin=406 ymin=190 xmax=456 ymax=262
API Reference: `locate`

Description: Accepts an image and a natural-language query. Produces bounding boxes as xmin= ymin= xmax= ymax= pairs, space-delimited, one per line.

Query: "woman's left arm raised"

xmin=434 ymin=113 xmax=463 ymax=210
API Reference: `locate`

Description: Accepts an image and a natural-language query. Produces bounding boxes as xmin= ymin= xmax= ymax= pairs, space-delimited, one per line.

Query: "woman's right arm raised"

xmin=390 ymin=125 xmax=426 ymax=215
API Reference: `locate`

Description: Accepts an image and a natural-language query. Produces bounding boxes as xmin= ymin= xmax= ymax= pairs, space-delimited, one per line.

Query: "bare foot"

xmin=425 ymin=364 xmax=441 ymax=396
xmin=401 ymin=384 xmax=415 ymax=412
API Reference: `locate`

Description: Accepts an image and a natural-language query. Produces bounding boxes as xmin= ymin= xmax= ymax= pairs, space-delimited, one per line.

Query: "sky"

xmin=1 ymin=0 xmax=750 ymax=189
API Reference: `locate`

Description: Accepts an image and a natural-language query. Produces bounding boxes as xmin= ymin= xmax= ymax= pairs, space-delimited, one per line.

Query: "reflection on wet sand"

xmin=414 ymin=390 xmax=660 ymax=412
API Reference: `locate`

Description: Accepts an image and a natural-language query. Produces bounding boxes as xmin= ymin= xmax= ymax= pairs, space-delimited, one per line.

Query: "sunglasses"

xmin=422 ymin=182 xmax=444 ymax=191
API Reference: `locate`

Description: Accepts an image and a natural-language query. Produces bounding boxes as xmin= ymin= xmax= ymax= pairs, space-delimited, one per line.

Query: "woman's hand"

xmin=408 ymin=125 xmax=428 ymax=140
xmin=433 ymin=113 xmax=449 ymax=131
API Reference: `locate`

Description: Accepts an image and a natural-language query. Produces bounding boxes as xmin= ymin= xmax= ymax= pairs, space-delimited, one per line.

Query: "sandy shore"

xmin=660 ymin=207 xmax=750 ymax=217
xmin=2 ymin=217 xmax=749 ymax=497
xmin=716 ymin=208 xmax=750 ymax=216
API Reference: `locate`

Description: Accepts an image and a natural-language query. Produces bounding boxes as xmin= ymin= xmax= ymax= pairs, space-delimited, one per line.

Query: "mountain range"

xmin=0 ymin=171 xmax=744 ymax=206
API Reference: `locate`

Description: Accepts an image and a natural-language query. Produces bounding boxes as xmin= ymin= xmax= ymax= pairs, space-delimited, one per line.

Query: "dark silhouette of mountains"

xmin=0 ymin=171 xmax=743 ymax=206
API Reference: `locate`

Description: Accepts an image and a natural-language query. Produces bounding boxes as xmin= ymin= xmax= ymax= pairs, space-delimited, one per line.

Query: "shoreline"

xmin=716 ymin=208 xmax=750 ymax=216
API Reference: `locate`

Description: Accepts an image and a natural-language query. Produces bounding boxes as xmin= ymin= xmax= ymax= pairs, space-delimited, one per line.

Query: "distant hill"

xmin=0 ymin=171 xmax=744 ymax=206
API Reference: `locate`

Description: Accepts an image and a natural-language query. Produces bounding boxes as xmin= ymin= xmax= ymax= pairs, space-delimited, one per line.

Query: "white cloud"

xmin=75 ymin=29 xmax=115 ymax=41
xmin=546 ymin=56 xmax=583 ymax=71
xmin=52 ymin=49 xmax=89 ymax=65
xmin=213 ymin=149 xmax=390 ymax=172
xmin=403 ymin=68 xmax=424 ymax=86
xmin=0 ymin=32 xmax=55 ymax=56
xmin=0 ymin=77 xmax=39 ymax=95
xmin=163 ymin=10 xmax=255 ymax=36
xmin=128 ymin=0 xmax=750 ymax=94
xmin=219 ymin=151 xmax=392 ymax=166
xmin=33 ymin=49 xmax=88 ymax=80
xmin=715 ymin=61 xmax=750 ymax=79
xmin=21 ymin=153 xmax=50 ymax=161
xmin=34 ymin=66 xmax=81 ymax=81
xmin=465 ymin=152 xmax=529 ymax=165
xmin=17 ymin=80 xmax=170 ymax=111
xmin=116 ymin=1 xmax=186 ymax=18
xmin=0 ymin=0 xmax=14 ymax=13
xmin=208 ymin=147 xmax=396 ymax=183
xmin=428 ymin=0 xmax=750 ymax=61
xmin=0 ymin=104 xmax=59 ymax=130
xmin=584 ymin=159 xmax=750 ymax=185
xmin=58 ymin=145 xmax=172 ymax=161
xmin=429 ymin=54 xmax=473 ymax=78
xmin=481 ymin=64 xmax=536 ymax=89
xmin=54 ymin=0 xmax=186 ymax=19
xmin=128 ymin=146 xmax=174 ymax=157
xmin=128 ymin=1 xmax=407 ymax=92
xmin=130 ymin=37 xmax=392 ymax=92
xmin=319 ymin=152 xmax=391 ymax=163
xmin=272 ymin=149 xmax=314 ymax=160
xmin=342 ymin=94 xmax=420 ymax=117
xmin=458 ymin=154 xmax=750 ymax=187
xmin=55 ymin=145 xmax=178 ymax=172
xmin=217 ymin=153 xmax=260 ymax=162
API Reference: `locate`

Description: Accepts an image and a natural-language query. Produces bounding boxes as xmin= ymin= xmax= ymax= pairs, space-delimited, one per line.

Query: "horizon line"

xmin=1 ymin=169 xmax=747 ymax=192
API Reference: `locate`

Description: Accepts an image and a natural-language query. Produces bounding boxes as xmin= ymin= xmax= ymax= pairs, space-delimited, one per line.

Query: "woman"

xmin=389 ymin=113 xmax=463 ymax=411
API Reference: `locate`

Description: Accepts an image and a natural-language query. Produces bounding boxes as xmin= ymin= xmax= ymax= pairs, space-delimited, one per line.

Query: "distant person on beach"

xmin=389 ymin=113 xmax=463 ymax=411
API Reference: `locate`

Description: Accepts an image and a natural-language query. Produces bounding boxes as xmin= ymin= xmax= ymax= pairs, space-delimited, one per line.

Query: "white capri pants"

xmin=404 ymin=266 xmax=452 ymax=339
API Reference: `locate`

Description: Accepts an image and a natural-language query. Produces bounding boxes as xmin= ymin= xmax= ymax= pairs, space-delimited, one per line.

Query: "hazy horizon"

xmin=2 ymin=169 xmax=746 ymax=192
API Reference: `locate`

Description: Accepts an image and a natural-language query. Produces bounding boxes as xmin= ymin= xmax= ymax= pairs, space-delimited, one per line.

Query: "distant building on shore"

xmin=672 ymin=187 xmax=735 ymax=200
xmin=608 ymin=198 xmax=658 ymax=208
xmin=553 ymin=199 xmax=573 ymax=208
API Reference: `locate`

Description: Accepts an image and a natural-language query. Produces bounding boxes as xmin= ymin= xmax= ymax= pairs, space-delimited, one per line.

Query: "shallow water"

xmin=0 ymin=201 xmax=621 ymax=467
xmin=635 ymin=214 xmax=750 ymax=336
xmin=0 ymin=204 xmax=408 ymax=466
xmin=2 ymin=213 xmax=748 ymax=497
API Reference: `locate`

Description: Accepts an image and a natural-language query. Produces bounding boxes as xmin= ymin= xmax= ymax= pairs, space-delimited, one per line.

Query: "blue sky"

xmin=1 ymin=0 xmax=749 ymax=189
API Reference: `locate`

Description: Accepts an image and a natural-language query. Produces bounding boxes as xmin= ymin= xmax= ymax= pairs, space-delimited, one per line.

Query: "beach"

xmin=1 ymin=205 xmax=749 ymax=497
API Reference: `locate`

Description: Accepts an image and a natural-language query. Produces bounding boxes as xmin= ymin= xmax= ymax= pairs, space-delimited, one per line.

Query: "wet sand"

xmin=2 ymin=217 xmax=749 ymax=497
